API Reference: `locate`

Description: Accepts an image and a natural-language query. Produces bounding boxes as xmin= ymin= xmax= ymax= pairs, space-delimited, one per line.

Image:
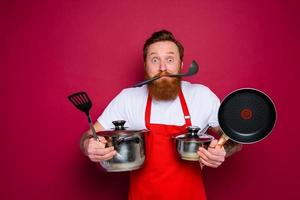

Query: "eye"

xmin=151 ymin=57 xmax=159 ymax=63
xmin=167 ymin=58 xmax=174 ymax=63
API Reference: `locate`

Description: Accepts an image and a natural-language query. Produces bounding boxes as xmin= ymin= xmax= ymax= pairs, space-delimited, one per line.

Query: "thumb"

xmin=98 ymin=136 xmax=107 ymax=143
xmin=209 ymin=139 xmax=218 ymax=148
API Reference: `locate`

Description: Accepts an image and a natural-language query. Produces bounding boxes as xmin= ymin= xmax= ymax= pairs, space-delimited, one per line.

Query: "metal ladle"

xmin=133 ymin=60 xmax=199 ymax=87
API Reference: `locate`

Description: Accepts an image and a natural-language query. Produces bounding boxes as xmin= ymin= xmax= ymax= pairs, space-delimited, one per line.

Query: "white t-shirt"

xmin=97 ymin=81 xmax=220 ymax=131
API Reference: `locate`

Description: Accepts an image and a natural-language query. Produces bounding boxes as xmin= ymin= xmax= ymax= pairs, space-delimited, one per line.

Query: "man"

xmin=80 ymin=30 xmax=242 ymax=200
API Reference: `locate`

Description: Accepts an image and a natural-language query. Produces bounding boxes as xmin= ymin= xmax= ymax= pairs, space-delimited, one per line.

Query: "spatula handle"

xmin=87 ymin=114 xmax=98 ymax=140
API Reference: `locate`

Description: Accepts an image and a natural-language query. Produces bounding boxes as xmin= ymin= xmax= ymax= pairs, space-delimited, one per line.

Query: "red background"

xmin=1 ymin=0 xmax=299 ymax=199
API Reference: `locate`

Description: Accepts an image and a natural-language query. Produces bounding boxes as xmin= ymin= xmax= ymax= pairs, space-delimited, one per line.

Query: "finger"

xmin=198 ymin=148 xmax=225 ymax=163
xmin=200 ymin=157 xmax=221 ymax=168
xmin=97 ymin=136 xmax=107 ymax=143
xmin=89 ymin=149 xmax=116 ymax=161
xmin=207 ymin=147 xmax=226 ymax=157
xmin=90 ymin=150 xmax=117 ymax=161
xmin=88 ymin=136 xmax=107 ymax=144
xmin=88 ymin=140 xmax=106 ymax=149
xmin=197 ymin=149 xmax=209 ymax=161
xmin=96 ymin=146 xmax=115 ymax=155
xmin=198 ymin=150 xmax=222 ymax=168
xmin=198 ymin=150 xmax=221 ymax=166
xmin=87 ymin=146 xmax=114 ymax=156
xmin=200 ymin=143 xmax=226 ymax=159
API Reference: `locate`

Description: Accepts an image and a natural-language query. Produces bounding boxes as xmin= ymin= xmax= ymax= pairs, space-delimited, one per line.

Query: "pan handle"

xmin=217 ymin=134 xmax=230 ymax=147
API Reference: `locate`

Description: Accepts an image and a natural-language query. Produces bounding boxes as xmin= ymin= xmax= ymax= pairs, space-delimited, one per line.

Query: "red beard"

xmin=146 ymin=72 xmax=181 ymax=101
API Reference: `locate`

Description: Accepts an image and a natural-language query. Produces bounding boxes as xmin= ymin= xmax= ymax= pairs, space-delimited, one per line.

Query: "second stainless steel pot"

xmin=98 ymin=120 xmax=148 ymax=172
xmin=174 ymin=126 xmax=214 ymax=161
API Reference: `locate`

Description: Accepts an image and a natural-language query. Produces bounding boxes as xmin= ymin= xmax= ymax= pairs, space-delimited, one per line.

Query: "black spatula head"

xmin=68 ymin=92 xmax=92 ymax=114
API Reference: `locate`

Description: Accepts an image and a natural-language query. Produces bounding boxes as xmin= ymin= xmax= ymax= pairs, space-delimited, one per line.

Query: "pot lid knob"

xmin=112 ymin=120 xmax=126 ymax=130
xmin=187 ymin=126 xmax=201 ymax=138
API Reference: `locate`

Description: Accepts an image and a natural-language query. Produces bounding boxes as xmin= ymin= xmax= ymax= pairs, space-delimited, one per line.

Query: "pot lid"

xmin=175 ymin=126 xmax=214 ymax=142
xmin=175 ymin=133 xmax=214 ymax=142
xmin=96 ymin=120 xmax=149 ymax=137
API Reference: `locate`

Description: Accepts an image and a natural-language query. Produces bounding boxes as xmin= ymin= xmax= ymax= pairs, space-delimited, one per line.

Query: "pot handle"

xmin=116 ymin=135 xmax=140 ymax=146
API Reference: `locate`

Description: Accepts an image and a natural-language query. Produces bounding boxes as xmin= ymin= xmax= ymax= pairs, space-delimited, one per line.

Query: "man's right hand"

xmin=83 ymin=136 xmax=117 ymax=162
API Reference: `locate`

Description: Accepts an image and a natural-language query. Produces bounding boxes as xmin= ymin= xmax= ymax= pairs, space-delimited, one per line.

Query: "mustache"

xmin=155 ymin=71 xmax=173 ymax=77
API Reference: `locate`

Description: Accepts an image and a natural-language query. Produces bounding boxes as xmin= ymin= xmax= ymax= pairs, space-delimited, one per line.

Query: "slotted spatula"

xmin=68 ymin=91 xmax=98 ymax=140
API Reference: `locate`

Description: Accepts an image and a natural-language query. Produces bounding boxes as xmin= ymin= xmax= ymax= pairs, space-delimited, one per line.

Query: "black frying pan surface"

xmin=218 ymin=89 xmax=276 ymax=144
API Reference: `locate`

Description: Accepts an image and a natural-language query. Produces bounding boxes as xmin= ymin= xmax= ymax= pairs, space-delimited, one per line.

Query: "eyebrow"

xmin=166 ymin=52 xmax=175 ymax=54
xmin=149 ymin=52 xmax=175 ymax=56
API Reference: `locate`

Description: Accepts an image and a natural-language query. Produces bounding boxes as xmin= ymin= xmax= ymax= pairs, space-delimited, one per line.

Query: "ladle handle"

xmin=133 ymin=76 xmax=160 ymax=87
xmin=217 ymin=134 xmax=230 ymax=147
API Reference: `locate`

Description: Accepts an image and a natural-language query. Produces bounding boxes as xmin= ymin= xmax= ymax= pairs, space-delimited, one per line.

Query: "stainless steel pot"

xmin=174 ymin=126 xmax=214 ymax=161
xmin=97 ymin=120 xmax=148 ymax=172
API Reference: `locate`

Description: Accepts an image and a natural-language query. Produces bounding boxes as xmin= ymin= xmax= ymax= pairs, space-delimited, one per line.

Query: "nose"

xmin=159 ymin=61 xmax=167 ymax=71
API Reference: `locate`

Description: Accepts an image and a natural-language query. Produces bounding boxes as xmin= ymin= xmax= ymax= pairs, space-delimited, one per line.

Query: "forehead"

xmin=147 ymin=41 xmax=179 ymax=56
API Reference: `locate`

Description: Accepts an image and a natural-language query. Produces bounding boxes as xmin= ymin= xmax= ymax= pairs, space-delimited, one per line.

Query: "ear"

xmin=180 ymin=62 xmax=183 ymax=70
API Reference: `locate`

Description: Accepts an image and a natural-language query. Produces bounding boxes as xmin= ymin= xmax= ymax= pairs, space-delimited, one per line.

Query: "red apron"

xmin=129 ymin=90 xmax=206 ymax=200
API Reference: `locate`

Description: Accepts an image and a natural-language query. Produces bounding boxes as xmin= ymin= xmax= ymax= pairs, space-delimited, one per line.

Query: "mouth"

xmin=155 ymin=71 xmax=174 ymax=78
xmin=153 ymin=76 xmax=169 ymax=83
xmin=153 ymin=73 xmax=173 ymax=81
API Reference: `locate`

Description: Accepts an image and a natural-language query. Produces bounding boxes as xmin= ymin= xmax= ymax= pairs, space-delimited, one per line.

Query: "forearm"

xmin=223 ymin=139 xmax=242 ymax=157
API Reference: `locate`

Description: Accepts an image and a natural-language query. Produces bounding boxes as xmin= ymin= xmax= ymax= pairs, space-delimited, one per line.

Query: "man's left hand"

xmin=197 ymin=139 xmax=226 ymax=168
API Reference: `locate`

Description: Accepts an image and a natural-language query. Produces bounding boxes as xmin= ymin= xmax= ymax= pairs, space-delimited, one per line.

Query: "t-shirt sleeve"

xmin=97 ymin=90 xmax=128 ymax=129
xmin=207 ymin=91 xmax=221 ymax=128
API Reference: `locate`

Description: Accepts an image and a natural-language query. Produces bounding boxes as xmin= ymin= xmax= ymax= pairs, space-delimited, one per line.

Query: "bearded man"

xmin=80 ymin=30 xmax=242 ymax=200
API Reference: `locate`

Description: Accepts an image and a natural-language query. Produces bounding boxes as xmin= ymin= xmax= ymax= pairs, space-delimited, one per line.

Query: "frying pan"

xmin=217 ymin=88 xmax=277 ymax=147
